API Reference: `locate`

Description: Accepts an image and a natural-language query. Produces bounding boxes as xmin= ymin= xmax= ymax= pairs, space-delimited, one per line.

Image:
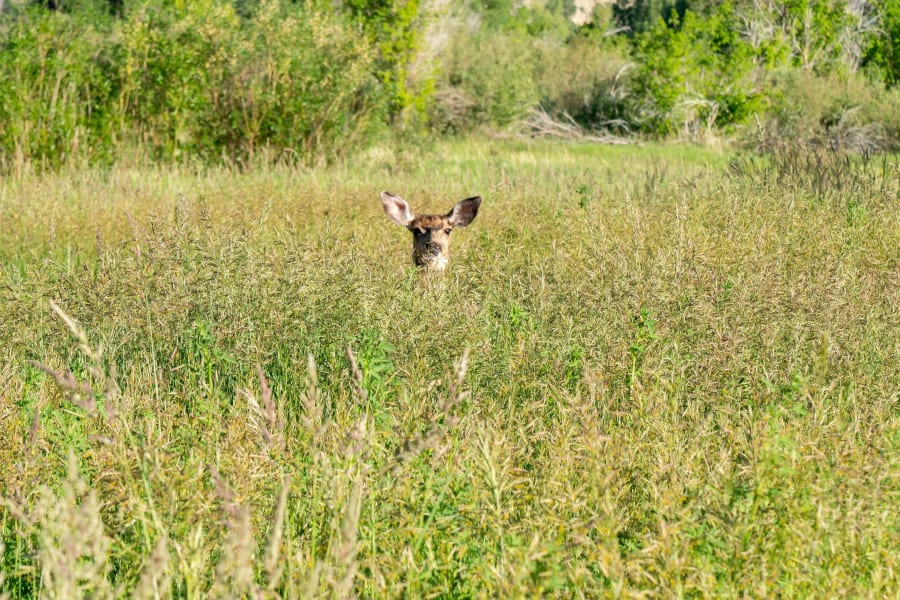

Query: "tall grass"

xmin=1 ymin=139 xmax=899 ymax=597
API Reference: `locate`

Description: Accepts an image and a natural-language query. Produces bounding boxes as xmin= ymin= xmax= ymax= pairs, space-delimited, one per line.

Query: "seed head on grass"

xmin=210 ymin=465 xmax=240 ymax=521
xmin=211 ymin=505 xmax=258 ymax=599
xmin=300 ymin=353 xmax=327 ymax=465
xmin=240 ymin=365 xmax=283 ymax=450
xmin=132 ymin=534 xmax=171 ymax=600
xmin=385 ymin=348 xmax=469 ymax=475
xmin=2 ymin=141 xmax=899 ymax=598
xmin=8 ymin=406 xmax=44 ymax=504
xmin=4 ymin=451 xmax=113 ymax=599
xmin=346 ymin=345 xmax=367 ymax=406
xmin=209 ymin=465 xmax=260 ymax=598
xmin=330 ymin=476 xmax=364 ymax=600
xmin=28 ymin=300 xmax=119 ymax=421
xmin=263 ymin=475 xmax=290 ymax=591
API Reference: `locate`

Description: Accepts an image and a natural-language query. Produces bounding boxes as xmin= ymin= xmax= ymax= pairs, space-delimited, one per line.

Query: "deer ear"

xmin=448 ymin=196 xmax=481 ymax=227
xmin=381 ymin=191 xmax=414 ymax=226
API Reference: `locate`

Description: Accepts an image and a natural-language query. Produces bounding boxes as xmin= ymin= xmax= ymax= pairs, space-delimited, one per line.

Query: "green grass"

xmin=1 ymin=139 xmax=899 ymax=598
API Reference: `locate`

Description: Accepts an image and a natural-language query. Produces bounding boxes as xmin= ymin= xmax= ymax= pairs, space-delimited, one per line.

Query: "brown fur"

xmin=408 ymin=215 xmax=456 ymax=268
xmin=381 ymin=192 xmax=481 ymax=270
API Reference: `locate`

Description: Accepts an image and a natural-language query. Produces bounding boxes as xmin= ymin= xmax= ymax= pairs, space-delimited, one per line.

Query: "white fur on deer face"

xmin=381 ymin=191 xmax=481 ymax=271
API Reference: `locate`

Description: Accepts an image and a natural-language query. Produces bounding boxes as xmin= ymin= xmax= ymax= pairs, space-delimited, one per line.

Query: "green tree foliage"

xmin=863 ymin=0 xmax=900 ymax=85
xmin=342 ymin=0 xmax=430 ymax=122
xmin=629 ymin=3 xmax=763 ymax=135
xmin=0 ymin=8 xmax=116 ymax=168
xmin=779 ymin=0 xmax=853 ymax=72
xmin=444 ymin=33 xmax=540 ymax=128
xmin=0 ymin=0 xmax=385 ymax=169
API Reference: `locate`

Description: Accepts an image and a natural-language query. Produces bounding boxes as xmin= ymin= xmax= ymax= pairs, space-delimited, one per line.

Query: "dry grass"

xmin=516 ymin=107 xmax=631 ymax=144
xmin=1 ymin=139 xmax=899 ymax=598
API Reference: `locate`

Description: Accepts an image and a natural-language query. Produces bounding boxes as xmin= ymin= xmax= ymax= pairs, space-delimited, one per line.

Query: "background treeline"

xmin=0 ymin=0 xmax=898 ymax=169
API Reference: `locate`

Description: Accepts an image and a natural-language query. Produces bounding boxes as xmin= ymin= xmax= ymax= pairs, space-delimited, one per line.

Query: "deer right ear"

xmin=381 ymin=191 xmax=415 ymax=226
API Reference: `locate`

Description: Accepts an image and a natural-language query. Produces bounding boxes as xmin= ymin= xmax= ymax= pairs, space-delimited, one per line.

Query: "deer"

xmin=380 ymin=191 xmax=482 ymax=271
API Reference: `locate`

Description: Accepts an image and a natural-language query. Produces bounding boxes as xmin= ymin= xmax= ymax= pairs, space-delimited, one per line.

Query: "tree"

xmin=863 ymin=0 xmax=900 ymax=85
xmin=628 ymin=3 xmax=762 ymax=135
xmin=342 ymin=0 xmax=429 ymax=121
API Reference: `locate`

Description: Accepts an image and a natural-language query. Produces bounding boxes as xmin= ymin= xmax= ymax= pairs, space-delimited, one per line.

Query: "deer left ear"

xmin=448 ymin=196 xmax=481 ymax=227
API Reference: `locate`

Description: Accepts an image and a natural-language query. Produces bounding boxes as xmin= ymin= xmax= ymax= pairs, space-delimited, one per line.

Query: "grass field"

xmin=1 ymin=139 xmax=899 ymax=598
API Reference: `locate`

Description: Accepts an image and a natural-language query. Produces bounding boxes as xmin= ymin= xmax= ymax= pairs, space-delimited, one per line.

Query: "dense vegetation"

xmin=1 ymin=0 xmax=899 ymax=596
xmin=2 ymin=140 xmax=899 ymax=597
xmin=0 ymin=0 xmax=899 ymax=170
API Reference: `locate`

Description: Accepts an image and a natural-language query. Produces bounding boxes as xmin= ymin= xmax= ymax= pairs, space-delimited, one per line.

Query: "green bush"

xmin=117 ymin=0 xmax=237 ymax=160
xmin=118 ymin=0 xmax=383 ymax=162
xmin=2 ymin=0 xmax=897 ymax=164
xmin=0 ymin=0 xmax=388 ymax=169
xmin=436 ymin=32 xmax=539 ymax=131
xmin=215 ymin=1 xmax=384 ymax=160
xmin=532 ymin=35 xmax=631 ymax=131
xmin=747 ymin=70 xmax=900 ymax=152
xmin=628 ymin=6 xmax=763 ymax=137
xmin=0 ymin=9 xmax=116 ymax=170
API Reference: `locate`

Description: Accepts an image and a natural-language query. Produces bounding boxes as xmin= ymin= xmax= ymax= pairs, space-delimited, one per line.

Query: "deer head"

xmin=381 ymin=191 xmax=481 ymax=271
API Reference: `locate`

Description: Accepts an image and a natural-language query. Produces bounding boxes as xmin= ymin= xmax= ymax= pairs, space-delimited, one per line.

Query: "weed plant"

xmin=1 ymin=140 xmax=898 ymax=597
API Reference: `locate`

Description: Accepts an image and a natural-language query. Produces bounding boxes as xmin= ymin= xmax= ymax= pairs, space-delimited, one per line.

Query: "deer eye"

xmin=444 ymin=228 xmax=452 ymax=235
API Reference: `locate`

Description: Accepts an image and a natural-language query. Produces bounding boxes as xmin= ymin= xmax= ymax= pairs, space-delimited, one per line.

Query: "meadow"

xmin=1 ymin=139 xmax=899 ymax=598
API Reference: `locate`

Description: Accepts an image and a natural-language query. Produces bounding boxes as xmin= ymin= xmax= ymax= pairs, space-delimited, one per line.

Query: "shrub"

xmin=118 ymin=0 xmax=383 ymax=162
xmin=746 ymin=70 xmax=900 ymax=152
xmin=436 ymin=32 xmax=539 ymax=131
xmin=0 ymin=8 xmax=116 ymax=171
xmin=531 ymin=35 xmax=632 ymax=132
xmin=862 ymin=0 xmax=900 ymax=86
xmin=116 ymin=0 xmax=239 ymax=160
xmin=475 ymin=0 xmax=574 ymax=38
xmin=0 ymin=0 xmax=388 ymax=168
xmin=628 ymin=5 xmax=763 ymax=137
xmin=204 ymin=0 xmax=385 ymax=161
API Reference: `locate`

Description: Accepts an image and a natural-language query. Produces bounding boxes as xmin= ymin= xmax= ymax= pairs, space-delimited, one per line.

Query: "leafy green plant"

xmin=0 ymin=8 xmax=116 ymax=170
xmin=863 ymin=0 xmax=900 ymax=86
xmin=628 ymin=308 xmax=659 ymax=386
xmin=343 ymin=0 xmax=431 ymax=123
xmin=628 ymin=4 xmax=763 ymax=136
xmin=441 ymin=32 xmax=539 ymax=128
xmin=353 ymin=327 xmax=397 ymax=407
